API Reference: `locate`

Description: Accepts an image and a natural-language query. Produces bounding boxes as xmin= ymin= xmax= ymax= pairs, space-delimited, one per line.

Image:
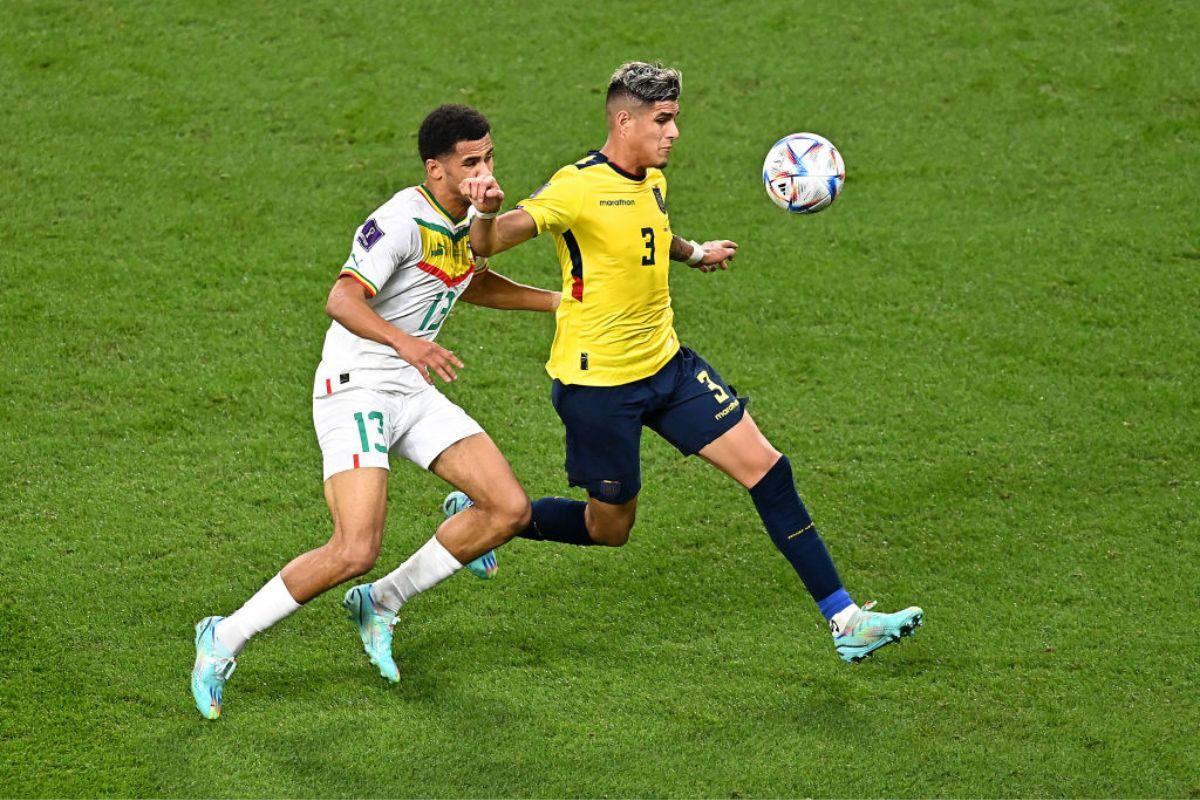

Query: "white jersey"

xmin=314 ymin=185 xmax=483 ymax=396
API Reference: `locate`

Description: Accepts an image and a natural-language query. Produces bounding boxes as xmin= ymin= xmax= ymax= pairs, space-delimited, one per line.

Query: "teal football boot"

xmin=191 ymin=616 xmax=236 ymax=720
xmin=442 ymin=490 xmax=498 ymax=579
xmin=342 ymin=584 xmax=399 ymax=683
xmin=834 ymin=601 xmax=924 ymax=663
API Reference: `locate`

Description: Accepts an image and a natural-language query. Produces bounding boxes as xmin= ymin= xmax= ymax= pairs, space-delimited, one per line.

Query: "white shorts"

xmin=312 ymin=386 xmax=484 ymax=480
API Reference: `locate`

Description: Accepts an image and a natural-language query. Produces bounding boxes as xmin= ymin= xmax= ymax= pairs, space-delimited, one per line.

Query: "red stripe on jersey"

xmin=338 ymin=269 xmax=378 ymax=297
xmin=563 ymin=230 xmax=584 ymax=302
xmin=416 ymin=260 xmax=474 ymax=288
xmin=325 ymin=378 xmax=332 ymax=395
xmin=353 ymin=453 xmax=360 ymax=469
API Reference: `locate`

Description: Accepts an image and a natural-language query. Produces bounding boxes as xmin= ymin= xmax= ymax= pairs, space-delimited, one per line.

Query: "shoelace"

xmin=370 ymin=604 xmax=398 ymax=638
xmin=201 ymin=625 xmax=237 ymax=679
xmin=215 ymin=657 xmax=237 ymax=680
xmin=844 ymin=601 xmax=878 ymax=635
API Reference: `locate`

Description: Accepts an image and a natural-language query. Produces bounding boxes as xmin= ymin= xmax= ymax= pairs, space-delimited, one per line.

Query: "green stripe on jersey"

xmin=340 ymin=266 xmax=379 ymax=294
xmin=415 ymin=218 xmax=470 ymax=242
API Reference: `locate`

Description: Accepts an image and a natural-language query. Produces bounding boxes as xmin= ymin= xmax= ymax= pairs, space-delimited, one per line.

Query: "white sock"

xmin=830 ymin=603 xmax=861 ymax=637
xmin=371 ymin=535 xmax=463 ymax=613
xmin=215 ymin=573 xmax=301 ymax=655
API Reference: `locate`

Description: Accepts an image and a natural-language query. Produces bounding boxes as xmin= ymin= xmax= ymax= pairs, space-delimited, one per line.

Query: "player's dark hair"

xmin=418 ymin=104 xmax=491 ymax=161
xmin=606 ymin=61 xmax=682 ymax=106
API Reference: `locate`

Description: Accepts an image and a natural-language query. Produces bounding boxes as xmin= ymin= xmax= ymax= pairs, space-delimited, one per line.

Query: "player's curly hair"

xmin=418 ymin=104 xmax=491 ymax=161
xmin=607 ymin=61 xmax=682 ymax=105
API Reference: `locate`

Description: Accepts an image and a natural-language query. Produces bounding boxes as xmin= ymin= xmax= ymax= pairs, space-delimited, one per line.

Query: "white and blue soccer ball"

xmin=762 ymin=132 xmax=845 ymax=214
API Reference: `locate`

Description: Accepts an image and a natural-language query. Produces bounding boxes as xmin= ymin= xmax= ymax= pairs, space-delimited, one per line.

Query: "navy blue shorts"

xmin=550 ymin=346 xmax=745 ymax=504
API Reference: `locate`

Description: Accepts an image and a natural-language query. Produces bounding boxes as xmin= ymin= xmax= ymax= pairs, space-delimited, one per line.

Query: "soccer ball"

xmin=762 ymin=132 xmax=845 ymax=214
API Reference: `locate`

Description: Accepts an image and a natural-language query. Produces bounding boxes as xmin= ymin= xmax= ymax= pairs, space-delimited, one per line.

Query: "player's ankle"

xmin=828 ymin=603 xmax=860 ymax=637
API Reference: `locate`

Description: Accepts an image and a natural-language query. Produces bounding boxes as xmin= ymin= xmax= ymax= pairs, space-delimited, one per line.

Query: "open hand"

xmin=393 ymin=334 xmax=464 ymax=384
xmin=692 ymin=239 xmax=738 ymax=273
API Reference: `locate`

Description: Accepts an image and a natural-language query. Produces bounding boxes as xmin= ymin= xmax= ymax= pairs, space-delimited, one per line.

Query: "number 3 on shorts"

xmin=353 ymin=411 xmax=388 ymax=454
xmin=695 ymin=370 xmax=729 ymax=404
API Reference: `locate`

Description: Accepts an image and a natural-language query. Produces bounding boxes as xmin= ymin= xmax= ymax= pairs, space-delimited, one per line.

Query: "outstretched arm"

xmin=670 ymin=234 xmax=739 ymax=273
xmin=460 ymin=268 xmax=561 ymax=312
xmin=461 ymin=175 xmax=539 ymax=257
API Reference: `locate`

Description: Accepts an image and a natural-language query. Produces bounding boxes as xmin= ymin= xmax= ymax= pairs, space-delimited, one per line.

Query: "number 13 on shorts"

xmin=354 ymin=411 xmax=388 ymax=453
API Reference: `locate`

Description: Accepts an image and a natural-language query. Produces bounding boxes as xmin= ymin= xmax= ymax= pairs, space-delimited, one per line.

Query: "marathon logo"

xmin=714 ymin=398 xmax=740 ymax=420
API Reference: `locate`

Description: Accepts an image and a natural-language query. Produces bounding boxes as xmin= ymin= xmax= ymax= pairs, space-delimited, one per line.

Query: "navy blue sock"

xmin=748 ymin=455 xmax=853 ymax=621
xmin=518 ymin=497 xmax=594 ymax=546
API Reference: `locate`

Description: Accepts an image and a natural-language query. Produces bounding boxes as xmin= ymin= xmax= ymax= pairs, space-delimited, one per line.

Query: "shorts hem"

xmin=676 ymin=402 xmax=746 ymax=456
xmin=569 ymin=476 xmax=641 ymax=505
xmin=411 ymin=424 xmax=485 ymax=471
xmin=323 ymin=453 xmax=390 ymax=482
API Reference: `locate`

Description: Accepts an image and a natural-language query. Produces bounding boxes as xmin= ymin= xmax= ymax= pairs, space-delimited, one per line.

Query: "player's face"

xmin=431 ymin=133 xmax=495 ymax=197
xmin=631 ymin=101 xmax=680 ymax=169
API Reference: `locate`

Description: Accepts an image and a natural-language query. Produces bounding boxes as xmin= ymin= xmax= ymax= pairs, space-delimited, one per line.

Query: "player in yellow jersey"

xmin=464 ymin=62 xmax=924 ymax=663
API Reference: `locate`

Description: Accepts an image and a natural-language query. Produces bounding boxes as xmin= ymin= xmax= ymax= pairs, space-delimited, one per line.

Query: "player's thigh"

xmin=645 ymin=347 xmax=746 ymax=458
xmin=697 ymin=412 xmax=782 ymax=489
xmin=312 ymin=387 xmax=395 ymax=481
xmin=428 ymin=430 xmax=528 ymax=516
xmin=389 ymin=387 xmax=485 ymax=472
xmin=323 ymin=466 xmax=390 ymax=546
xmin=551 ymin=380 xmax=644 ymax=505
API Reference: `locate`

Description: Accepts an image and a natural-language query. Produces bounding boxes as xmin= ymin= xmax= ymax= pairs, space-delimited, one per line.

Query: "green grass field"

xmin=2 ymin=1 xmax=1198 ymax=796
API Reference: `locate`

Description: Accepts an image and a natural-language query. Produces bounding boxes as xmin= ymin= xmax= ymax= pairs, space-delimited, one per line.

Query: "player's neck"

xmin=421 ymin=180 xmax=470 ymax=222
xmin=598 ymin=142 xmax=647 ymax=180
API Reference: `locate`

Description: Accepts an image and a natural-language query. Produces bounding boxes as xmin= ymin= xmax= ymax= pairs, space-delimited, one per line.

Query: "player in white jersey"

xmin=191 ymin=105 xmax=560 ymax=719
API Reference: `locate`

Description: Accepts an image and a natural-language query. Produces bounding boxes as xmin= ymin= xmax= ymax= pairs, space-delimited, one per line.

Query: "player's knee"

xmin=330 ymin=533 xmax=380 ymax=578
xmin=495 ymin=492 xmax=533 ymax=537
xmin=587 ymin=515 xmax=635 ymax=547
xmin=741 ymin=445 xmax=785 ymax=489
xmin=475 ymin=489 xmax=532 ymax=537
xmin=342 ymin=547 xmax=380 ymax=578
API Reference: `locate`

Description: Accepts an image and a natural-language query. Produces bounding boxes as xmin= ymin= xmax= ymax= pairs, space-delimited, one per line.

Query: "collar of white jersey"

xmin=415 ymin=184 xmax=468 ymax=226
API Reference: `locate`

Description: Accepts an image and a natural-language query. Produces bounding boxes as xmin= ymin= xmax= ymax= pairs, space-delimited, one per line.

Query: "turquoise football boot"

xmin=834 ymin=601 xmax=924 ymax=663
xmin=342 ymin=584 xmax=399 ymax=683
xmin=442 ymin=491 xmax=498 ymax=579
xmin=191 ymin=616 xmax=236 ymax=720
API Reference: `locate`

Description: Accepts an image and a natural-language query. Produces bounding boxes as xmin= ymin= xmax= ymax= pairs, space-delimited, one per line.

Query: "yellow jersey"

xmin=518 ymin=151 xmax=679 ymax=386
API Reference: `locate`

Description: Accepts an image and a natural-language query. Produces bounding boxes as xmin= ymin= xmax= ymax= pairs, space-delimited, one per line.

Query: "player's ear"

xmin=425 ymin=157 xmax=444 ymax=182
xmin=613 ymin=107 xmax=633 ymax=135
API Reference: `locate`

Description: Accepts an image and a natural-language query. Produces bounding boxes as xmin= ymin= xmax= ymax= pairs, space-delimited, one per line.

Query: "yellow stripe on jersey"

xmin=339 ymin=265 xmax=379 ymax=297
xmin=414 ymin=218 xmax=476 ymax=287
xmin=519 ymin=151 xmax=678 ymax=386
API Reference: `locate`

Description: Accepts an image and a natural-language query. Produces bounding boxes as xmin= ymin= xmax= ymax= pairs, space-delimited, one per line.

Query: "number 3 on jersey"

xmin=641 ymin=227 xmax=655 ymax=266
xmin=418 ymin=290 xmax=456 ymax=333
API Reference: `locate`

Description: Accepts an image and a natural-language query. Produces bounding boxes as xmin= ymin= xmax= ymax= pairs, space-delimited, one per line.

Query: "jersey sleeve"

xmin=338 ymin=212 xmax=420 ymax=298
xmin=517 ymin=166 xmax=586 ymax=235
